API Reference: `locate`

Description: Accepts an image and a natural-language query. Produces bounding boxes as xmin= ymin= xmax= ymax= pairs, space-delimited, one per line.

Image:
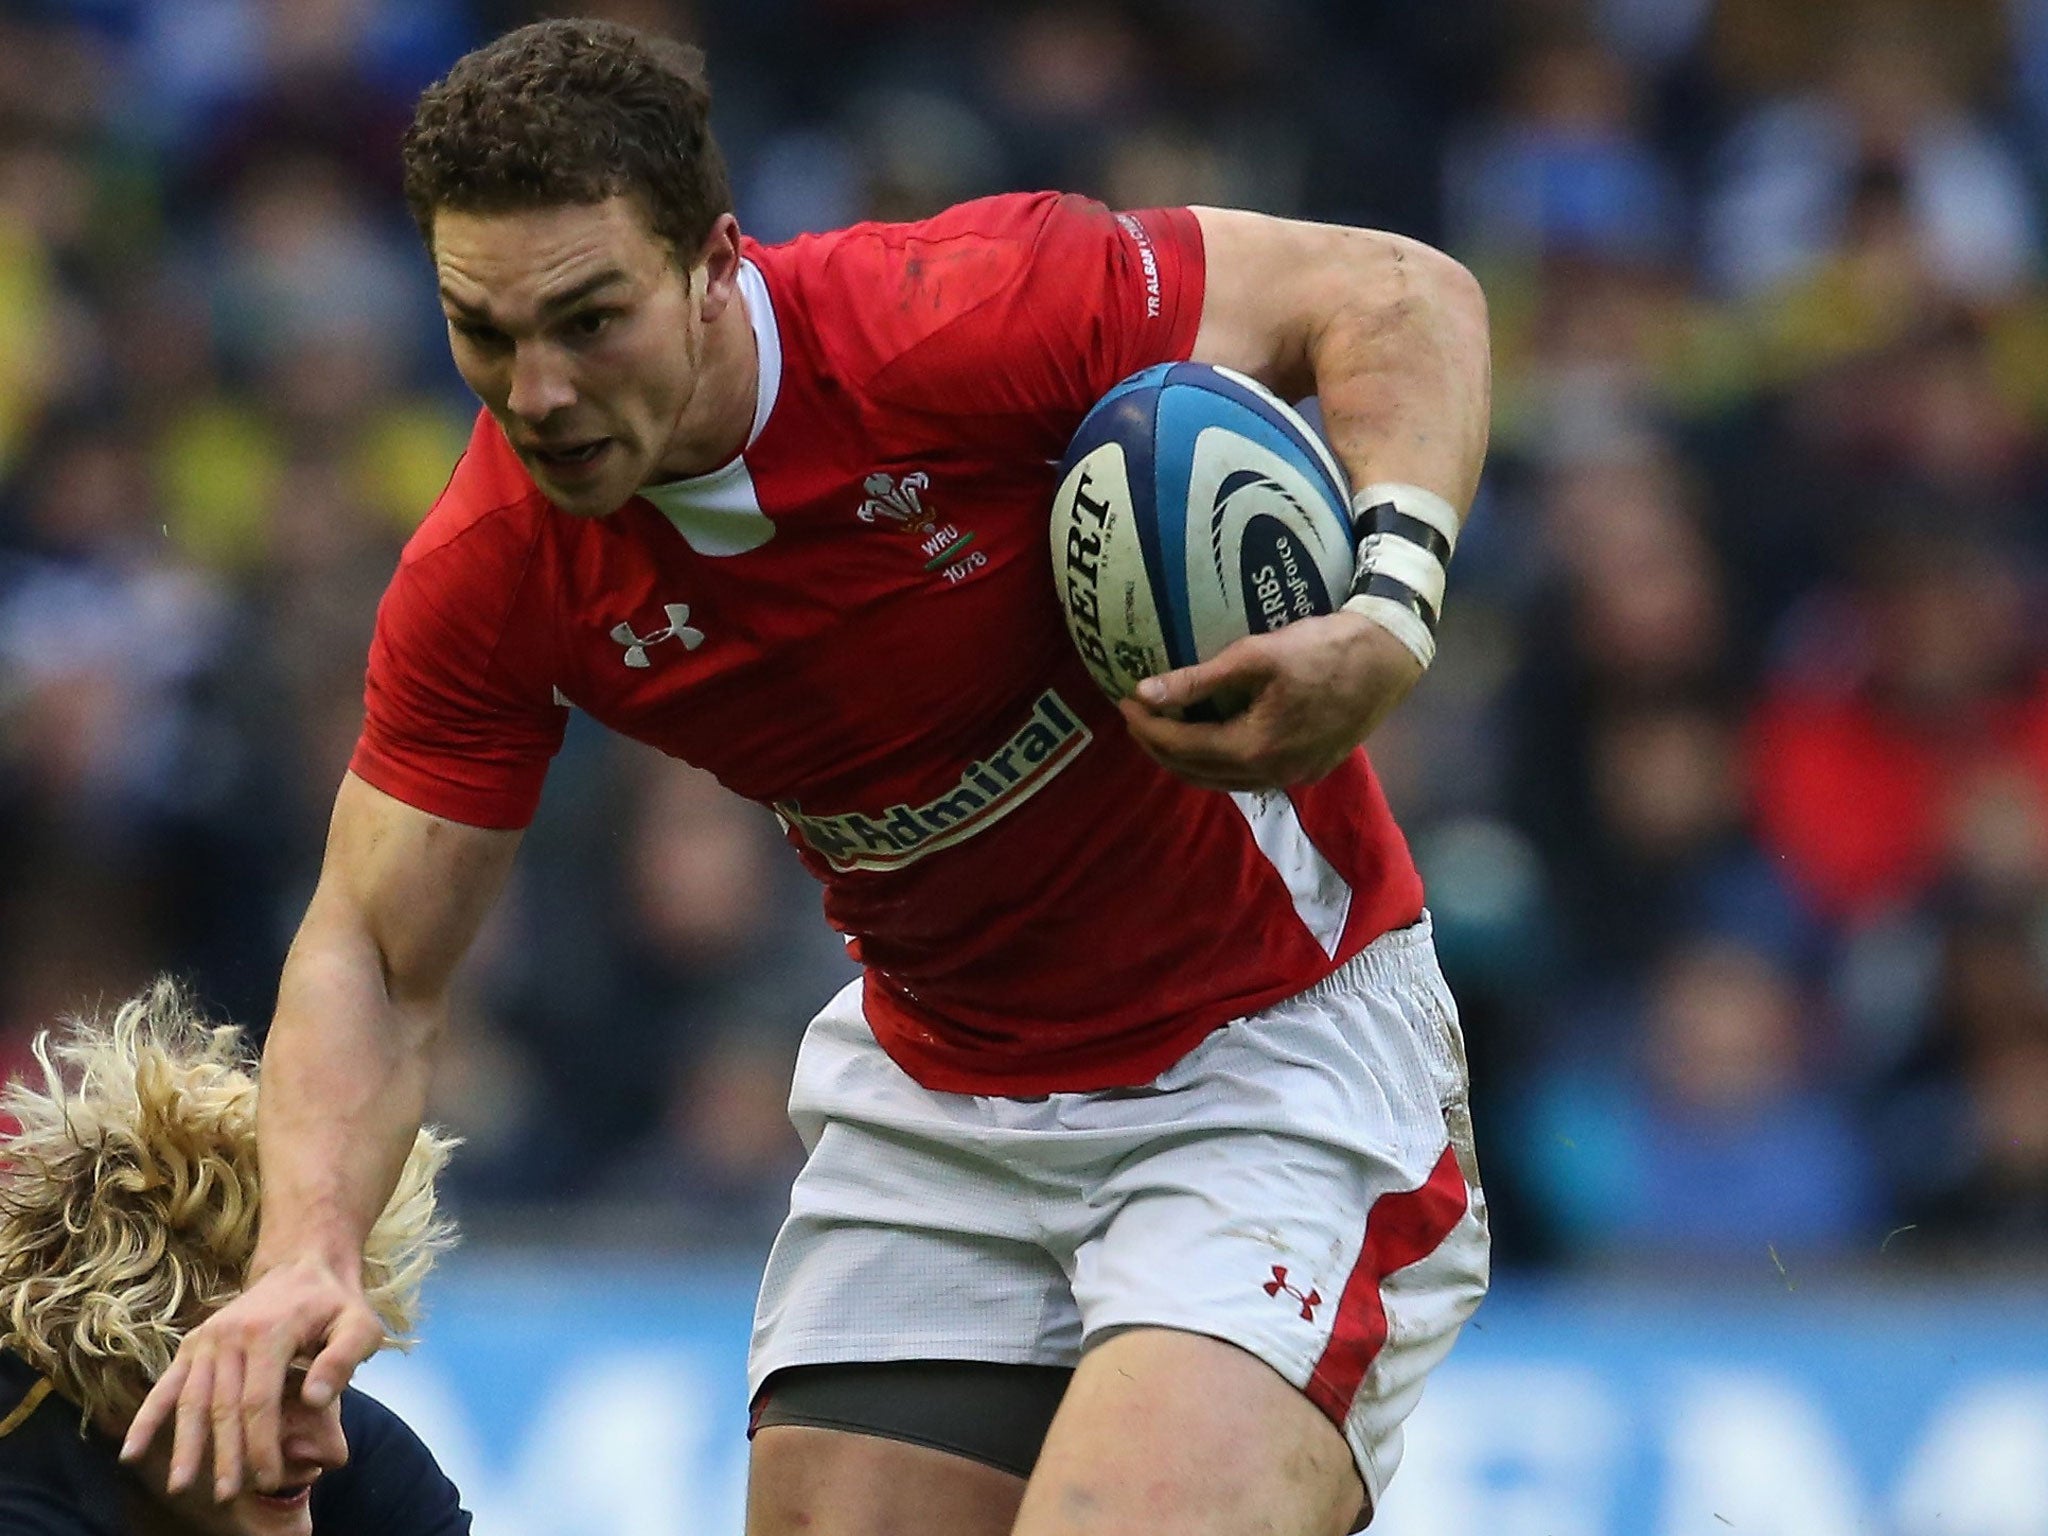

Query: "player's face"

xmin=434 ymin=197 xmax=740 ymax=517
xmin=118 ymin=1371 xmax=348 ymax=1536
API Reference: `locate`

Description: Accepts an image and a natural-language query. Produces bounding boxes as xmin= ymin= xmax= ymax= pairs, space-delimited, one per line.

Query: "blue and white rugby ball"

xmin=1050 ymin=362 xmax=1355 ymax=709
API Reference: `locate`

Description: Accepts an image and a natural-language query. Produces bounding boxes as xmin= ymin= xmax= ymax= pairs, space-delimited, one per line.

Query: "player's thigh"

xmin=1012 ymin=1327 xmax=1362 ymax=1536
xmin=747 ymin=1425 xmax=1025 ymax=1536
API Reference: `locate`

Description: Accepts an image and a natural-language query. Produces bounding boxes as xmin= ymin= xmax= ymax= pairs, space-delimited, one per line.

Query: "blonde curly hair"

xmin=0 ymin=979 xmax=457 ymax=1422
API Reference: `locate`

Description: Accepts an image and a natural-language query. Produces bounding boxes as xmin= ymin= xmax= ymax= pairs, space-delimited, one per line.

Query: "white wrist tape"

xmin=1340 ymin=482 xmax=1462 ymax=670
xmin=1345 ymin=593 xmax=1439 ymax=669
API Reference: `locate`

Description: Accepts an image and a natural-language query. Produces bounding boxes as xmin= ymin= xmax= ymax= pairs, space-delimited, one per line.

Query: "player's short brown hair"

xmin=401 ymin=17 xmax=733 ymax=261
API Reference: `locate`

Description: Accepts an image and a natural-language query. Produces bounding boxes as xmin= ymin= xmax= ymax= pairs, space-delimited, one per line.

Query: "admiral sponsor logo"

xmin=1114 ymin=213 xmax=1163 ymax=319
xmin=777 ymin=690 xmax=1091 ymax=872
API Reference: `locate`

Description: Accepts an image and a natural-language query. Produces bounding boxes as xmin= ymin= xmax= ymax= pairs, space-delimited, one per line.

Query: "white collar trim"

xmin=739 ymin=258 xmax=782 ymax=450
xmin=643 ymin=258 xmax=780 ymax=495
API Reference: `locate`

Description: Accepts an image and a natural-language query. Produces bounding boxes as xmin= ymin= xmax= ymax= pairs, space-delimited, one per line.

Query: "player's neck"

xmin=652 ymin=285 xmax=759 ymax=483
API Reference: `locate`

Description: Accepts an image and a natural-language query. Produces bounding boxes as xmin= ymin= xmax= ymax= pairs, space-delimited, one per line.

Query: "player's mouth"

xmin=250 ymin=1480 xmax=315 ymax=1513
xmin=530 ymin=438 xmax=613 ymax=475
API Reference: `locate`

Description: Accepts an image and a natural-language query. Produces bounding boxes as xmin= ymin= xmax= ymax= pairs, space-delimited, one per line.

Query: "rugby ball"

xmin=1050 ymin=362 xmax=1355 ymax=711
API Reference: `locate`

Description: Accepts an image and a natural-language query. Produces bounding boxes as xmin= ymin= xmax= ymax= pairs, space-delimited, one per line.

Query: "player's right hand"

xmin=121 ymin=1255 xmax=386 ymax=1502
xmin=1121 ymin=608 xmax=1424 ymax=790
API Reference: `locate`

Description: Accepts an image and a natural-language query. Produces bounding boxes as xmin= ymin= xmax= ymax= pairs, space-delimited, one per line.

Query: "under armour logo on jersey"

xmin=610 ymin=603 xmax=704 ymax=668
xmin=1263 ymin=1264 xmax=1322 ymax=1322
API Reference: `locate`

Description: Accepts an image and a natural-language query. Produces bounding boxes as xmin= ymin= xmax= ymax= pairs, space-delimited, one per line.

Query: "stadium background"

xmin=2 ymin=0 xmax=2047 ymax=1529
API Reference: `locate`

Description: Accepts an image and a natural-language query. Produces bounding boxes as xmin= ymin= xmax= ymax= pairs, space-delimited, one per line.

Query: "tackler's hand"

xmin=122 ymin=1255 xmax=385 ymax=1503
xmin=1117 ymin=609 xmax=1423 ymax=792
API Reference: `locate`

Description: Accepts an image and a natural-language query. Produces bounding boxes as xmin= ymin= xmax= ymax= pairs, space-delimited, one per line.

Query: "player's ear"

xmin=695 ymin=214 xmax=744 ymax=318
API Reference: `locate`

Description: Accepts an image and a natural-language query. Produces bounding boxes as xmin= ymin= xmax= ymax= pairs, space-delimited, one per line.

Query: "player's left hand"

xmin=1117 ymin=609 xmax=1423 ymax=791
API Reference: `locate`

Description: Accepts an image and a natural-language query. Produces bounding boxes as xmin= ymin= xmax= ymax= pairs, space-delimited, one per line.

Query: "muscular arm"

xmin=1188 ymin=206 xmax=1489 ymax=514
xmin=1122 ymin=208 xmax=1491 ymax=786
xmin=126 ymin=772 xmax=520 ymax=1499
xmin=256 ymin=772 xmax=521 ymax=1280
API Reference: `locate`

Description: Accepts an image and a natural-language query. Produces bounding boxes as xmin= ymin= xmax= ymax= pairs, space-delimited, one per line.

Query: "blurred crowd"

xmin=2 ymin=0 xmax=2047 ymax=1272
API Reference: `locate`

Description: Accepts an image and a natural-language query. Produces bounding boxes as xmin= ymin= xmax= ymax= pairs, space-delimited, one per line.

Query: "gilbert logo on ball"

xmin=1051 ymin=363 xmax=1355 ymax=713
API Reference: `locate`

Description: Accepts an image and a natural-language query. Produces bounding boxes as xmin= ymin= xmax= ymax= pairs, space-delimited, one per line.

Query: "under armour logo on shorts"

xmin=1263 ymin=1264 xmax=1322 ymax=1322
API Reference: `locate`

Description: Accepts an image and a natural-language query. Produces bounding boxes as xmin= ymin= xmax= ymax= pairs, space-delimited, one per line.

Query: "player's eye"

xmin=451 ymin=319 xmax=509 ymax=350
xmin=564 ymin=309 xmax=617 ymax=342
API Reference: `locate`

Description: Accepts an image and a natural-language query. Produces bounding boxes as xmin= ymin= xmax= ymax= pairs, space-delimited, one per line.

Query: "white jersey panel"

xmin=640 ymin=465 xmax=775 ymax=557
xmin=1229 ymin=789 xmax=1354 ymax=959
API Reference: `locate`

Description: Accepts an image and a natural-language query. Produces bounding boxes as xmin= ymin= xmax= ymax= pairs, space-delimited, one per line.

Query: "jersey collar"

xmin=644 ymin=257 xmax=781 ymax=499
xmin=737 ymin=258 xmax=782 ymax=451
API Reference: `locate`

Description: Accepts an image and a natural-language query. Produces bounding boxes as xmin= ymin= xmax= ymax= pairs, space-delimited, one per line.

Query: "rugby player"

xmin=128 ymin=18 xmax=1493 ymax=1535
xmin=0 ymin=981 xmax=469 ymax=1534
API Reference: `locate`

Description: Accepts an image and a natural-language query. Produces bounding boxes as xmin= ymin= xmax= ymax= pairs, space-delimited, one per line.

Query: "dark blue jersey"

xmin=311 ymin=1388 xmax=472 ymax=1534
xmin=0 ymin=1352 xmax=472 ymax=1534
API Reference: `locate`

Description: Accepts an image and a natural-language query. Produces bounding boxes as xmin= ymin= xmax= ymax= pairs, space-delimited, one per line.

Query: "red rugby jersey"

xmin=351 ymin=192 xmax=1424 ymax=1094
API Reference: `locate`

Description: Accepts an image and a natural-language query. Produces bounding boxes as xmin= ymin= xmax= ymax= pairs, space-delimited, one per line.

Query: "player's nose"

xmin=279 ymin=1394 xmax=349 ymax=1474
xmin=505 ymin=343 xmax=577 ymax=423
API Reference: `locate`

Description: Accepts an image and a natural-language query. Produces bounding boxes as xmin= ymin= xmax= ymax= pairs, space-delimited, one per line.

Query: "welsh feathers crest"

xmin=857 ymin=470 xmax=936 ymax=531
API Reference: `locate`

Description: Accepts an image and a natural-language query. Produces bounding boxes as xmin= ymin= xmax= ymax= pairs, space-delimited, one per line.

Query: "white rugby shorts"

xmin=748 ymin=915 xmax=1490 ymax=1512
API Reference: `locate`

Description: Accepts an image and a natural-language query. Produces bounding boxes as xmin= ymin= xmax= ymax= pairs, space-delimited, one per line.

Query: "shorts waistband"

xmin=1295 ymin=912 xmax=1435 ymax=1006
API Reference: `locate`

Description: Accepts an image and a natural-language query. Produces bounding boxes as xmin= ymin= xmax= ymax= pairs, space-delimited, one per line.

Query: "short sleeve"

xmin=349 ymin=519 xmax=567 ymax=831
xmin=311 ymin=1390 xmax=472 ymax=1535
xmin=782 ymin=192 xmax=1205 ymax=441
